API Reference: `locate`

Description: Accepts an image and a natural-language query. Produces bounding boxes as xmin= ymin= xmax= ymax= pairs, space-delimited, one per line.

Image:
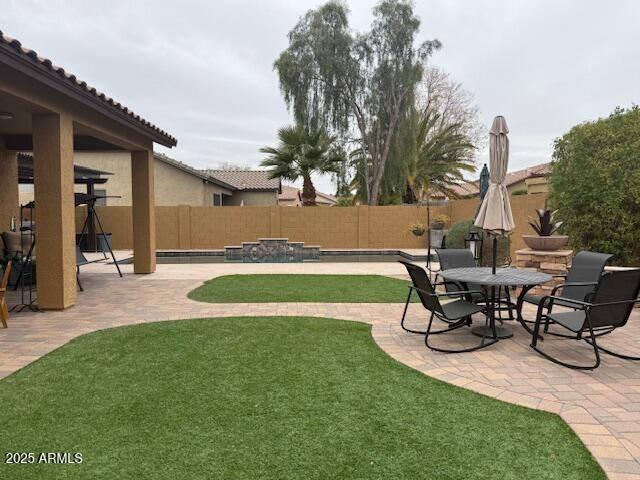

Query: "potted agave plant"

xmin=522 ymin=208 xmax=568 ymax=251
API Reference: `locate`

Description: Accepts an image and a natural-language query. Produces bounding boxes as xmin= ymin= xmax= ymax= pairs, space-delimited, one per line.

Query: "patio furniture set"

xmin=399 ymin=249 xmax=640 ymax=370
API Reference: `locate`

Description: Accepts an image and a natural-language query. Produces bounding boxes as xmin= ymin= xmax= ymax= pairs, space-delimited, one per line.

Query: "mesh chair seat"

xmin=546 ymin=311 xmax=586 ymax=333
xmin=441 ymin=299 xmax=484 ymax=320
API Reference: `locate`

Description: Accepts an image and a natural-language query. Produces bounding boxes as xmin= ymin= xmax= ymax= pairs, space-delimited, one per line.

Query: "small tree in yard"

xmin=549 ymin=106 xmax=640 ymax=265
xmin=260 ymin=125 xmax=344 ymax=206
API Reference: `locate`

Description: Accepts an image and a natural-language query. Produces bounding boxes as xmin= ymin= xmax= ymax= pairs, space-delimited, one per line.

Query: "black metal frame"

xmin=519 ymin=252 xmax=613 ymax=329
xmin=76 ymin=196 xmax=123 ymax=285
xmin=9 ymin=202 xmax=39 ymax=312
xmin=399 ymin=267 xmax=498 ymax=353
xmin=530 ymin=295 xmax=640 ymax=370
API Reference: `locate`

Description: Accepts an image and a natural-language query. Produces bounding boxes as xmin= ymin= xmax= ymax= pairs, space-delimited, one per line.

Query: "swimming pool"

xmin=120 ymin=251 xmax=430 ymax=264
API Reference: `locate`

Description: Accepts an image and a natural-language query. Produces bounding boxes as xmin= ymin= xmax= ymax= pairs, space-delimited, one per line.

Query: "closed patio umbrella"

xmin=474 ymin=116 xmax=515 ymax=273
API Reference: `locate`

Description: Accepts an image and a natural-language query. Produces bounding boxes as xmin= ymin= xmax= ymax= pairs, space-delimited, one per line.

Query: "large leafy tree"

xmin=274 ymin=0 xmax=440 ymax=205
xmin=549 ymin=106 xmax=640 ymax=265
xmin=260 ymin=125 xmax=344 ymax=206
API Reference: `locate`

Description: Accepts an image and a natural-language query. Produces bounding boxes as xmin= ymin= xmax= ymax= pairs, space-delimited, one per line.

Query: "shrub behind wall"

xmin=549 ymin=106 xmax=640 ymax=266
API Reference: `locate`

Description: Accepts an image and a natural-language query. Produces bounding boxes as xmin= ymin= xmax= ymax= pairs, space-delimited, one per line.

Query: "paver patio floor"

xmin=1 ymin=255 xmax=639 ymax=479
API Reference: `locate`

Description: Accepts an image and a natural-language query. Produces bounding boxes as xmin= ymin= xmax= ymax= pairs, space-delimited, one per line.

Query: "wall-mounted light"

xmin=0 ymin=111 xmax=14 ymax=120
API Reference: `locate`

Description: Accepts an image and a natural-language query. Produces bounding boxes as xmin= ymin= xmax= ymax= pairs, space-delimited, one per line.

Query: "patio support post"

xmin=0 ymin=139 xmax=19 ymax=230
xmin=32 ymin=113 xmax=76 ymax=309
xmin=131 ymin=149 xmax=156 ymax=274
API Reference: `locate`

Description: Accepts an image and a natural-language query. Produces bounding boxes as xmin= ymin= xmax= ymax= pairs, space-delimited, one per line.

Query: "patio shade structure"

xmin=0 ymin=30 xmax=177 ymax=309
xmin=474 ymin=116 xmax=515 ymax=274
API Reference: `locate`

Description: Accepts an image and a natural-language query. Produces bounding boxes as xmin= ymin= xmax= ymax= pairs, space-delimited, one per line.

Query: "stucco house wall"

xmin=73 ymin=152 xmax=232 ymax=206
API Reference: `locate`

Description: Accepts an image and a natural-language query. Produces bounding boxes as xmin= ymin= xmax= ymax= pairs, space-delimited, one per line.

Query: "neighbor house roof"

xmin=278 ymin=185 xmax=337 ymax=205
xmin=443 ymin=162 xmax=551 ymax=199
xmin=278 ymin=185 xmax=300 ymax=201
xmin=0 ymin=30 xmax=176 ymax=147
xmin=154 ymin=153 xmax=235 ymax=191
xmin=204 ymin=170 xmax=281 ymax=192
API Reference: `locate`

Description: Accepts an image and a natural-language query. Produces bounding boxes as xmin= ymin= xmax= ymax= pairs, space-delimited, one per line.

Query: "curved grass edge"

xmin=0 ymin=316 xmax=605 ymax=479
xmin=186 ymin=274 xmax=419 ymax=304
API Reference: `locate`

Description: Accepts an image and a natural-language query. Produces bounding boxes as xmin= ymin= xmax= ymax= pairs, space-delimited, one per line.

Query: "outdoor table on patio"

xmin=439 ymin=267 xmax=552 ymax=340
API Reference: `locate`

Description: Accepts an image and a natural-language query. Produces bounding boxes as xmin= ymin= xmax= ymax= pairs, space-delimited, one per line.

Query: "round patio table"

xmin=438 ymin=267 xmax=552 ymax=340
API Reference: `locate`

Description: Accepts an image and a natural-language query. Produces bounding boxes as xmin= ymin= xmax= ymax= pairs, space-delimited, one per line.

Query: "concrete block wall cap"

xmin=516 ymin=248 xmax=574 ymax=256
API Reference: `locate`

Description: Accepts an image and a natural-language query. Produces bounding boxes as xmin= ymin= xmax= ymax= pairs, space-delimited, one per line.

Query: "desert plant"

xmin=446 ymin=219 xmax=511 ymax=267
xmin=260 ymin=125 xmax=344 ymax=206
xmin=528 ymin=208 xmax=563 ymax=236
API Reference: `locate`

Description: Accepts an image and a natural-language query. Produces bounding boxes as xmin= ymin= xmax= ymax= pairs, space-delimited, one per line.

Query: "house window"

xmin=213 ymin=193 xmax=223 ymax=206
xmin=95 ymin=189 xmax=107 ymax=206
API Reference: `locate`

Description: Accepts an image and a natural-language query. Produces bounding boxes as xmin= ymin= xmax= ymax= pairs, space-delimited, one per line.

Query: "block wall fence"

xmin=76 ymin=194 xmax=547 ymax=257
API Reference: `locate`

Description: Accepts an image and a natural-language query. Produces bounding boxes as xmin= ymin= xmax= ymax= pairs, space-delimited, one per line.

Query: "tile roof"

xmin=278 ymin=185 xmax=337 ymax=204
xmin=0 ymin=30 xmax=176 ymax=147
xmin=204 ymin=170 xmax=281 ymax=192
xmin=154 ymin=154 xmax=235 ymax=190
xmin=278 ymin=185 xmax=300 ymax=200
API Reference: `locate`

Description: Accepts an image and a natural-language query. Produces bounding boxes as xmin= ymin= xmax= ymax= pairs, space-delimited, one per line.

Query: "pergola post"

xmin=0 ymin=138 xmax=19 ymax=231
xmin=32 ymin=113 xmax=76 ymax=309
xmin=131 ymin=149 xmax=156 ymax=274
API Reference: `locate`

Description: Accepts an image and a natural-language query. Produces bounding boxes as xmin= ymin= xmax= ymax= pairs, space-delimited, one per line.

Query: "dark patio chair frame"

xmin=530 ymin=269 xmax=640 ymax=370
xmin=399 ymin=261 xmax=497 ymax=353
xmin=519 ymin=251 xmax=613 ymax=335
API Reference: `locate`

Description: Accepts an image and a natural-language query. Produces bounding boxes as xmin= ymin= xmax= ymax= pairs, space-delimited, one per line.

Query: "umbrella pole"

xmin=492 ymin=236 xmax=497 ymax=274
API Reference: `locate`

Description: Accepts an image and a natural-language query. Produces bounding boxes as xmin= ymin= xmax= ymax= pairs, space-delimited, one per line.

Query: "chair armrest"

xmin=588 ymin=298 xmax=640 ymax=308
xmin=434 ymin=280 xmax=466 ymax=291
xmin=412 ymin=285 xmax=487 ymax=303
xmin=550 ymin=281 xmax=598 ymax=297
xmin=539 ymin=295 xmax=591 ymax=309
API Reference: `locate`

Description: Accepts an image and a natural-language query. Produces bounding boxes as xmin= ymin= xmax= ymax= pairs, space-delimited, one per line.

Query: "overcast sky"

xmin=4 ymin=0 xmax=639 ymax=194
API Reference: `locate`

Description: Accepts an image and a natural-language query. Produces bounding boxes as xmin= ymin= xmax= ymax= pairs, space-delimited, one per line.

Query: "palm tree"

xmin=260 ymin=125 xmax=344 ymax=206
xmin=408 ymin=107 xmax=476 ymax=202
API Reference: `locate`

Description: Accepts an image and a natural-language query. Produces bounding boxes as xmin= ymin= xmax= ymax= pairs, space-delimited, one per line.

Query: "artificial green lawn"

xmin=0 ymin=317 xmax=603 ymax=479
xmin=188 ymin=274 xmax=419 ymax=303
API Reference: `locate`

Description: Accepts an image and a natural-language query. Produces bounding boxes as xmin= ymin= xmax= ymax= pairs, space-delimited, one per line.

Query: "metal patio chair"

xmin=399 ymin=260 xmax=496 ymax=353
xmin=520 ymin=251 xmax=613 ymax=333
xmin=530 ymin=269 xmax=640 ymax=370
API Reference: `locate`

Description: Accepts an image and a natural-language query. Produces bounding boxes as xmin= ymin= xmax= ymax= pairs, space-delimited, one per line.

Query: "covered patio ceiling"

xmin=17 ymin=153 xmax=112 ymax=185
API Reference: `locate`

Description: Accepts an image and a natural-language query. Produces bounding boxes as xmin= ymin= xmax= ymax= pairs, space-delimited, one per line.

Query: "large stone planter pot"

xmin=430 ymin=229 xmax=449 ymax=249
xmin=522 ymin=235 xmax=569 ymax=251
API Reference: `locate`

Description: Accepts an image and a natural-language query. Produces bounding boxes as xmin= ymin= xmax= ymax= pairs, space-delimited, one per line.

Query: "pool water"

xmin=120 ymin=253 xmax=429 ymax=264
xmin=159 ymin=254 xmax=421 ymax=264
